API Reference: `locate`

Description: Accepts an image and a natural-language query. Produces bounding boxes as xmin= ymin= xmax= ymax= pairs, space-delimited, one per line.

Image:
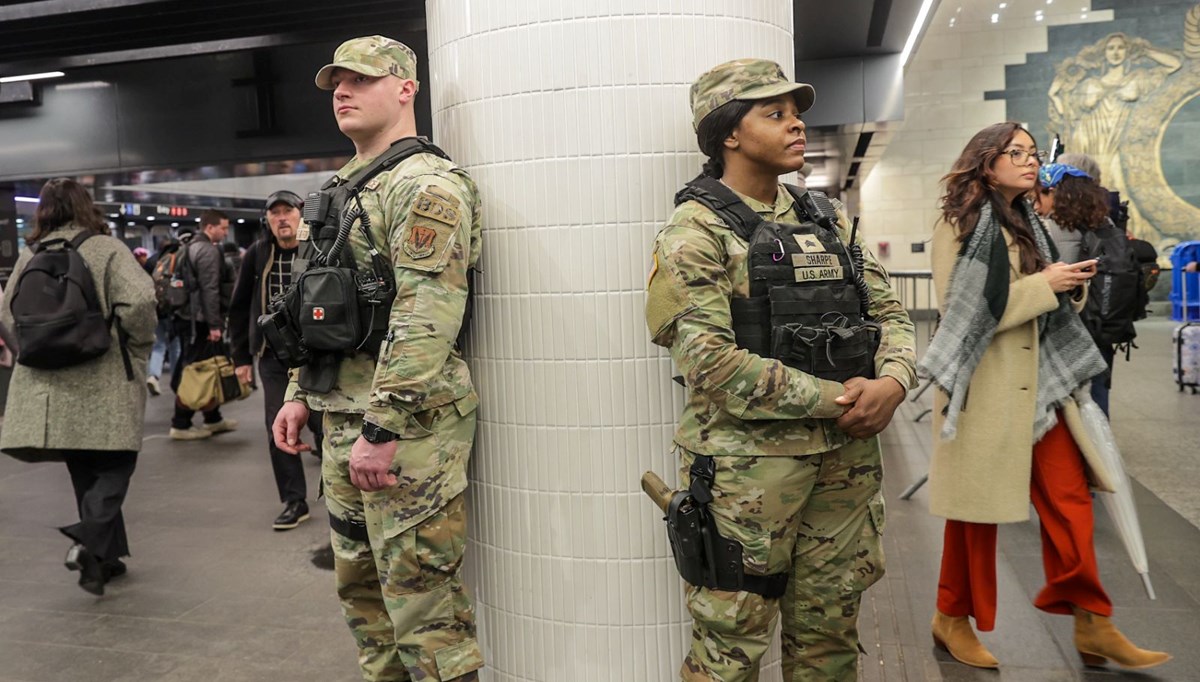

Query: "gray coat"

xmin=0 ymin=226 xmax=157 ymax=462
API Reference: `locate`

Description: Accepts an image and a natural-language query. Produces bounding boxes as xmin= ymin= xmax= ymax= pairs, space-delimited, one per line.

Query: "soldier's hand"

xmin=350 ymin=437 xmax=399 ymax=492
xmin=272 ymin=401 xmax=312 ymax=455
xmin=208 ymin=328 xmax=223 ymax=342
xmin=834 ymin=377 xmax=907 ymax=439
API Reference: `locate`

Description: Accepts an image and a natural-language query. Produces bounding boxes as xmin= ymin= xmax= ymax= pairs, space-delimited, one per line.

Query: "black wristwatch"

xmin=361 ymin=421 xmax=399 ymax=444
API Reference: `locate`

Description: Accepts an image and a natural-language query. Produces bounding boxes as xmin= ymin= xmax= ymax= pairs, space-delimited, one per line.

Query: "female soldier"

xmin=921 ymin=122 xmax=1169 ymax=670
xmin=1 ymin=178 xmax=157 ymax=596
xmin=645 ymin=58 xmax=916 ymax=681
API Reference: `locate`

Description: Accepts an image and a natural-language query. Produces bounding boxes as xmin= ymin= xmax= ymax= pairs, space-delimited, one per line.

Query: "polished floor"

xmin=0 ymin=318 xmax=1197 ymax=681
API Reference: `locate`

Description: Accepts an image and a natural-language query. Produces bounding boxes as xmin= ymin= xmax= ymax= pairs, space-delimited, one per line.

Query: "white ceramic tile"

xmin=428 ymin=2 xmax=793 ymax=679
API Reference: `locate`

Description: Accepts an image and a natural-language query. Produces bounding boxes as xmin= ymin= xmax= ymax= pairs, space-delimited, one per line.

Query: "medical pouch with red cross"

xmin=291 ymin=265 xmax=362 ymax=352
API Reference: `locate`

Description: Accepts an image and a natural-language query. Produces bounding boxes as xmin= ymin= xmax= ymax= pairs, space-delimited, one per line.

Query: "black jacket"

xmin=228 ymin=238 xmax=279 ymax=367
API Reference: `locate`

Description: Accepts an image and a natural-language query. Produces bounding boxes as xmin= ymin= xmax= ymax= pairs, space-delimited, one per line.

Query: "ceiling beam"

xmin=0 ymin=25 xmax=425 ymax=74
xmin=0 ymin=0 xmax=169 ymax=21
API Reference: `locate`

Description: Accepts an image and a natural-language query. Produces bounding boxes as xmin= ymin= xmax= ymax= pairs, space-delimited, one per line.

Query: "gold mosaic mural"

xmin=1049 ymin=3 xmax=1200 ymax=253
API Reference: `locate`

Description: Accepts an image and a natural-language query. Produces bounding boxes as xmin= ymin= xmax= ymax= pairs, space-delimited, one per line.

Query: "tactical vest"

xmin=301 ymin=138 xmax=453 ymax=353
xmin=675 ymin=176 xmax=879 ymax=383
xmin=258 ymin=138 xmax=455 ymax=389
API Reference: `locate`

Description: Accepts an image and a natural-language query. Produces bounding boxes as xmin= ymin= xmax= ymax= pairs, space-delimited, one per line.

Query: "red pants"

xmin=936 ymin=418 xmax=1113 ymax=631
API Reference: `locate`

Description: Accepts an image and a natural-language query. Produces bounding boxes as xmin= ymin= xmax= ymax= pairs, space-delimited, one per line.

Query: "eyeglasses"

xmin=1002 ymin=148 xmax=1048 ymax=166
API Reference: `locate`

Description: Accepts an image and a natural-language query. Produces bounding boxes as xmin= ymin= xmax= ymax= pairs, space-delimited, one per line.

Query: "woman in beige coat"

xmin=920 ymin=123 xmax=1169 ymax=671
xmin=0 ymin=178 xmax=156 ymax=596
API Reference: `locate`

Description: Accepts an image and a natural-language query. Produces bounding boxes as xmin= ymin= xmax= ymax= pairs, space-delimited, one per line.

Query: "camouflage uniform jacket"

xmin=286 ymin=150 xmax=482 ymax=433
xmin=646 ymin=184 xmax=916 ymax=457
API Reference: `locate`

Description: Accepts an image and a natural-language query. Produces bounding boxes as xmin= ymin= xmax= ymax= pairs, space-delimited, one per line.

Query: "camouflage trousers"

xmin=677 ymin=438 xmax=886 ymax=682
xmin=322 ymin=405 xmax=482 ymax=682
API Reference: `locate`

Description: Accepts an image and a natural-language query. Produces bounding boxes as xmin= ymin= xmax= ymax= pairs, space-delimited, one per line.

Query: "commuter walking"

xmin=921 ymin=122 xmax=1170 ymax=670
xmin=229 ymin=190 xmax=323 ymax=530
xmin=0 ymin=178 xmax=157 ymax=596
xmin=272 ymin=36 xmax=484 ymax=680
xmin=644 ymin=58 xmax=917 ymax=681
xmin=169 ymin=210 xmax=237 ymax=440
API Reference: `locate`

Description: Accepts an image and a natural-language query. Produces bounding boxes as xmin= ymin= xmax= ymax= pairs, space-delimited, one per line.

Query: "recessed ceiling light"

xmin=0 ymin=71 xmax=64 ymax=84
xmin=1036 ymin=14 xmax=1044 ymax=20
xmin=991 ymin=12 xmax=1000 ymax=22
xmin=999 ymin=2 xmax=1007 ymax=7
xmin=900 ymin=0 xmax=938 ymax=66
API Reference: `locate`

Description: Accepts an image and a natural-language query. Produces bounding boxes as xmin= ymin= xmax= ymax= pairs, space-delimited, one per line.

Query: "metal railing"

xmin=888 ymin=270 xmax=936 ymax=500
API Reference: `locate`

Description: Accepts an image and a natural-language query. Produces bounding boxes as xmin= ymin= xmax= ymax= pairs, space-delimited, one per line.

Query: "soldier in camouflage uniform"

xmin=645 ymin=59 xmax=917 ymax=681
xmin=273 ymin=36 xmax=484 ymax=682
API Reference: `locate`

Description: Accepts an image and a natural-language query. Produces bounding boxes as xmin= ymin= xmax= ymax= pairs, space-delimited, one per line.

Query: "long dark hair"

xmin=938 ymin=122 xmax=1045 ymax=274
xmin=1050 ymin=174 xmax=1109 ymax=232
xmin=696 ymin=100 xmax=755 ymax=178
xmin=30 ymin=178 xmax=110 ymax=243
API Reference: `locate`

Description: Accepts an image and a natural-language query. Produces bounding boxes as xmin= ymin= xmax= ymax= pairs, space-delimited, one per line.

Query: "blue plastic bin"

xmin=1171 ymin=240 xmax=1200 ymax=321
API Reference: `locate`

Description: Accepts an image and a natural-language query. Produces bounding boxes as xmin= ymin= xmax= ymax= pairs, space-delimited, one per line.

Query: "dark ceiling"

xmin=0 ymin=0 xmax=425 ymax=74
xmin=0 ymin=0 xmax=925 ymax=75
xmin=795 ymin=0 xmax=927 ymax=61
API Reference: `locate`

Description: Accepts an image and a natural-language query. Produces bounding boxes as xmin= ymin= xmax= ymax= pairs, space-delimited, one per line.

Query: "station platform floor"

xmin=0 ymin=318 xmax=1197 ymax=681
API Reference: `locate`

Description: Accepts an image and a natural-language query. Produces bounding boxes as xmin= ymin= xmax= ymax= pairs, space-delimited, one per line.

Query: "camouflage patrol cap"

xmin=315 ymin=35 xmax=419 ymax=91
xmin=690 ymin=58 xmax=815 ymax=130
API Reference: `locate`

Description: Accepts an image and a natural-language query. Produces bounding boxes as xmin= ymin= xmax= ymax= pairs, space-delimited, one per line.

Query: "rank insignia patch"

xmin=794 ymin=234 xmax=826 ymax=253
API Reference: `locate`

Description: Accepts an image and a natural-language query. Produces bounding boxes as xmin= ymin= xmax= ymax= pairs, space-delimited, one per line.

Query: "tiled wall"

xmin=856 ymin=0 xmax=1114 ymax=289
xmin=426 ymin=1 xmax=794 ymax=679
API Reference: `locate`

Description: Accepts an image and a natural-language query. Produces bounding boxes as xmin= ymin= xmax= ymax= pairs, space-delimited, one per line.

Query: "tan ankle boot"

xmin=1073 ymin=607 xmax=1171 ymax=670
xmin=931 ymin=611 xmax=999 ymax=669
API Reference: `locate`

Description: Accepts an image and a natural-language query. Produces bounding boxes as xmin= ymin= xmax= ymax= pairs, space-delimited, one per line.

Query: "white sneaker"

xmin=169 ymin=425 xmax=211 ymax=440
xmin=204 ymin=419 xmax=238 ymax=435
xmin=146 ymin=376 xmax=161 ymax=396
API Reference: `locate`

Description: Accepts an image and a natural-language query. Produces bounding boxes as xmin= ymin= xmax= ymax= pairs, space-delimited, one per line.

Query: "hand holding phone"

xmin=1042 ymin=259 xmax=1097 ymax=292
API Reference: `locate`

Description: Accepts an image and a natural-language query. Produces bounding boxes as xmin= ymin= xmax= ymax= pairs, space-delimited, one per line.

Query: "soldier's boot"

xmin=1073 ymin=607 xmax=1170 ymax=669
xmin=931 ymin=611 xmax=999 ymax=669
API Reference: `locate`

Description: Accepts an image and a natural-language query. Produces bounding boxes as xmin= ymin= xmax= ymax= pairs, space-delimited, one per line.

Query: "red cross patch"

xmin=312 ymin=307 xmax=325 ymax=321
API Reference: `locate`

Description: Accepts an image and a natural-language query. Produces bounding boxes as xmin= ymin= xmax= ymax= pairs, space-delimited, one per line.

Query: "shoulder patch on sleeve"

xmin=412 ymin=188 xmax=460 ymax=226
xmin=396 ymin=189 xmax=463 ymax=273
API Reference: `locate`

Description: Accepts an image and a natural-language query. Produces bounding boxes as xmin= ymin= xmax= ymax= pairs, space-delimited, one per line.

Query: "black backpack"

xmin=9 ymin=232 xmax=133 ymax=378
xmin=1079 ymin=222 xmax=1147 ymax=346
xmin=150 ymin=239 xmax=194 ymax=317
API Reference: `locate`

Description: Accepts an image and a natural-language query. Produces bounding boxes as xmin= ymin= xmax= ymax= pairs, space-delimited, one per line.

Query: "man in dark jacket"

xmin=169 ymin=209 xmax=238 ymax=440
xmin=230 ymin=191 xmax=322 ymax=530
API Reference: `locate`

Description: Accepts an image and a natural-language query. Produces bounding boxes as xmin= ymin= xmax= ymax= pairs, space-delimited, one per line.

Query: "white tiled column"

xmin=426 ymin=2 xmax=794 ymax=680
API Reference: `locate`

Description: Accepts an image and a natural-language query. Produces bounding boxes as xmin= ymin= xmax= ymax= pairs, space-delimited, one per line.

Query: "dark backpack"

xmin=150 ymin=240 xmax=194 ymax=317
xmin=1079 ymin=222 xmax=1147 ymax=346
xmin=9 ymin=232 xmax=132 ymax=377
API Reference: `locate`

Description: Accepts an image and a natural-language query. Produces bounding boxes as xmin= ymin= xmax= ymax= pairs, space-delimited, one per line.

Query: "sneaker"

xmin=169 ymin=425 xmax=212 ymax=440
xmin=146 ymin=375 xmax=161 ymax=396
xmin=273 ymin=501 xmax=310 ymax=531
xmin=204 ymin=419 xmax=238 ymax=435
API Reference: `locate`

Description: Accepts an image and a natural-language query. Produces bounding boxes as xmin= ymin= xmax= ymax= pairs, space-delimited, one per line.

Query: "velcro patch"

xmin=792 ymin=252 xmax=839 ymax=268
xmin=412 ymin=189 xmax=460 ymax=226
xmin=794 ymin=265 xmax=844 ymax=282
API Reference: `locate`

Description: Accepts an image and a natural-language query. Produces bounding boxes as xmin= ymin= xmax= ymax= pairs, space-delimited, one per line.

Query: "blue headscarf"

xmin=1038 ymin=163 xmax=1092 ymax=189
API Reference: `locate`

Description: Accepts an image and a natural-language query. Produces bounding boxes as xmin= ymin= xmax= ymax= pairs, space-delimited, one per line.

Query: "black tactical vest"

xmin=297 ymin=137 xmax=452 ymax=355
xmin=674 ymin=176 xmax=879 ymax=383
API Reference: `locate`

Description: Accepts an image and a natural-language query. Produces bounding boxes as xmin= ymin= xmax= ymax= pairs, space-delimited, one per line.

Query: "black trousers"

xmin=171 ymin=317 xmax=223 ymax=429
xmin=258 ymin=353 xmax=323 ymax=504
xmin=59 ymin=450 xmax=138 ymax=563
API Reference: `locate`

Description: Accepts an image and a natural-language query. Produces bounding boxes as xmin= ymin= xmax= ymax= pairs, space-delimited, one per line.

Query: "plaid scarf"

xmin=919 ymin=200 xmax=1106 ymax=441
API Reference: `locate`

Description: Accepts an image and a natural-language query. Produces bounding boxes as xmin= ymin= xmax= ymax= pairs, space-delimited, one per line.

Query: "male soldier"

xmin=273 ymin=36 xmax=483 ymax=681
xmin=645 ymin=59 xmax=917 ymax=680
xmin=229 ymin=190 xmax=323 ymax=530
xmin=170 ymin=209 xmax=238 ymax=440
